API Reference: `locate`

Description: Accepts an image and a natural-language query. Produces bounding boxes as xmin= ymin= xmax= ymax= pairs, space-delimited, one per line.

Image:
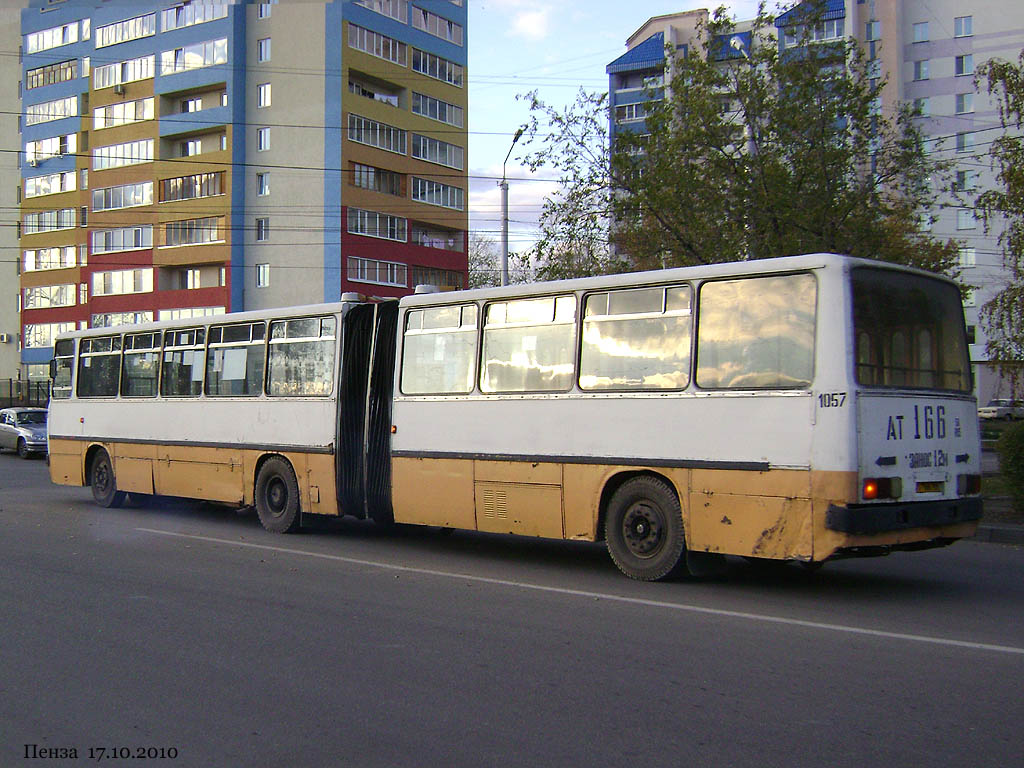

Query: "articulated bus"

xmin=48 ymin=254 xmax=982 ymax=580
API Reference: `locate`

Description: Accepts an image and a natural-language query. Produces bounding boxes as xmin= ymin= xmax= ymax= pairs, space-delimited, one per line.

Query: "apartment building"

xmin=16 ymin=0 xmax=468 ymax=381
xmin=607 ymin=1 xmax=1023 ymax=402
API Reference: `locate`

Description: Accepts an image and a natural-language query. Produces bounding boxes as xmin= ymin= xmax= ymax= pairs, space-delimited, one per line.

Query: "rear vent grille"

xmin=482 ymin=488 xmax=508 ymax=520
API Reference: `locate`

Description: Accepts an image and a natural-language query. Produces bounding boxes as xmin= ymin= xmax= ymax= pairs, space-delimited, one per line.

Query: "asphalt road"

xmin=1 ymin=453 xmax=1022 ymax=768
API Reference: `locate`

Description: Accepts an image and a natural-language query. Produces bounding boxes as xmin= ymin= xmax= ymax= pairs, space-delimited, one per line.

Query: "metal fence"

xmin=0 ymin=379 xmax=50 ymax=408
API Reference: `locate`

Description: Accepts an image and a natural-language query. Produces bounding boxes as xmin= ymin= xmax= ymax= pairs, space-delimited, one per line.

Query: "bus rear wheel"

xmin=255 ymin=457 xmax=301 ymax=533
xmin=90 ymin=449 xmax=126 ymax=508
xmin=605 ymin=476 xmax=688 ymax=581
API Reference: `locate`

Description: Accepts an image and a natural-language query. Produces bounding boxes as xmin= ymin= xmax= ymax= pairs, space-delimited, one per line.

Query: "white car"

xmin=0 ymin=407 xmax=48 ymax=458
xmin=978 ymin=399 xmax=1024 ymax=420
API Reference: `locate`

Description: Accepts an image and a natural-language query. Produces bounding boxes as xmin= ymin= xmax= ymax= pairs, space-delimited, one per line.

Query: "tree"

xmin=976 ymin=51 xmax=1024 ymax=395
xmin=521 ymin=1 xmax=959 ymax=278
xmin=468 ymin=232 xmax=533 ymax=288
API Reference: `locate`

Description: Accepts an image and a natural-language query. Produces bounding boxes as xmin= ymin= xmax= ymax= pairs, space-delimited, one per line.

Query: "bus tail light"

xmin=957 ymin=474 xmax=982 ymax=495
xmin=862 ymin=477 xmax=902 ymax=501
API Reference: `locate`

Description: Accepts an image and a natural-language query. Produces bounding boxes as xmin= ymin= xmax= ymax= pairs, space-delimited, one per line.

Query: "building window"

xmin=164 ymin=217 xmax=221 ymax=247
xmin=162 ymin=2 xmax=229 ymax=32
xmin=182 ymin=96 xmax=202 ymax=113
xmin=865 ymin=20 xmax=881 ymax=41
xmin=91 ymin=225 xmax=154 ymax=254
xmin=615 ymin=103 xmax=647 ymax=123
xmin=257 ymin=172 xmax=270 ymax=196
xmin=912 ymin=22 xmax=928 ymax=43
xmin=181 ymin=139 xmax=202 ymax=157
xmin=912 ymin=97 xmax=929 ymax=117
xmin=25 ymin=59 xmax=77 ymax=90
xmin=957 ymin=208 xmax=977 ymax=230
xmin=348 ymin=256 xmax=407 ymax=287
xmin=22 ymin=208 xmax=76 ymax=235
xmin=348 ymin=24 xmax=406 ymax=65
xmin=25 ymin=95 xmax=78 ymax=126
xmin=257 ymin=127 xmax=270 ymax=151
xmin=955 ymin=54 xmax=974 ymax=76
xmin=955 ymin=132 xmax=974 ymax=153
xmin=347 ymin=208 xmax=406 ymax=242
xmin=93 ymin=97 xmax=154 ymax=130
xmin=411 ymin=177 xmax=464 ymax=210
xmin=257 ymin=83 xmax=271 ymax=108
xmin=411 ymin=134 xmax=463 ymax=170
xmin=95 ymin=13 xmax=156 ymax=48
xmin=92 ymin=181 xmax=153 ymax=211
xmin=93 ymin=55 xmax=154 ymax=89
xmin=411 ymin=48 xmax=463 ymax=87
xmin=92 ymin=138 xmax=154 ymax=170
xmin=955 ymin=93 xmax=974 ymax=114
xmin=913 ymin=60 xmax=929 ymax=81
xmin=959 ymin=246 xmax=976 ymax=268
xmin=351 ymin=163 xmax=402 ymax=195
xmin=25 ymin=133 xmax=78 ymax=164
xmin=23 ymin=246 xmax=77 ymax=272
xmin=26 ymin=22 xmax=79 ymax=54
xmin=411 ymin=92 xmax=464 ymax=127
xmin=92 ymin=268 xmax=154 ymax=297
xmin=411 ymin=266 xmax=462 ymax=290
xmin=256 ymin=263 xmax=270 ymax=287
xmin=160 ymin=171 xmax=223 ymax=202
xmin=25 ymin=171 xmax=76 ymax=198
xmin=348 ymin=114 xmax=406 ymax=154
xmin=353 ymin=0 xmax=407 ymax=23
xmin=257 ymin=1 xmax=275 ymax=19
xmin=256 ymin=217 xmax=269 ymax=241
xmin=954 ymin=16 xmax=972 ymax=38
xmin=412 ymin=7 xmax=463 ymax=45
xmin=23 ymin=283 xmax=76 ymax=310
xmin=963 ymin=289 xmax=976 ymax=308
xmin=257 ymin=37 xmax=271 ymax=62
xmin=955 ymin=170 xmax=977 ymax=192
xmin=160 ymin=38 xmax=228 ymax=76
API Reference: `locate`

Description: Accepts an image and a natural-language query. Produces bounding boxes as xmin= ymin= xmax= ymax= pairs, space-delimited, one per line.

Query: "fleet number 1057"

xmin=818 ymin=392 xmax=847 ymax=408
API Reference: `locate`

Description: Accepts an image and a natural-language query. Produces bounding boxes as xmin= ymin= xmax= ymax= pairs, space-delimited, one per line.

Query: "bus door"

xmin=338 ymin=301 xmax=398 ymax=523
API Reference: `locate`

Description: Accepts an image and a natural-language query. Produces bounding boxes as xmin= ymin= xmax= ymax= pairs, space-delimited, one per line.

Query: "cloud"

xmin=510 ymin=8 xmax=551 ymax=42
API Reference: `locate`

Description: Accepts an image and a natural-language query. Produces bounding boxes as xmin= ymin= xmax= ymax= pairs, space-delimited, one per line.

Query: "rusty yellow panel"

xmin=392 ymin=457 xmax=475 ymax=529
xmin=811 ymin=470 xmax=858 ymax=504
xmin=691 ymin=468 xmax=809 ymax=498
xmin=562 ymin=463 xmax=609 ymax=541
xmin=112 ymin=443 xmax=156 ymax=495
xmin=688 ymin=492 xmax=813 ymax=559
xmin=48 ymin=439 xmax=85 ymax=487
xmin=475 ymin=482 xmax=563 ymax=538
xmin=154 ymin=445 xmax=243 ymax=504
xmin=303 ymin=453 xmax=338 ymax=516
xmin=474 ymin=460 xmax=561 ymax=485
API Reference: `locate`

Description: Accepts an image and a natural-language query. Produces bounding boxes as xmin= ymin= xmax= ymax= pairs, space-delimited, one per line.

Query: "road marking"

xmin=137 ymin=527 xmax=1024 ymax=657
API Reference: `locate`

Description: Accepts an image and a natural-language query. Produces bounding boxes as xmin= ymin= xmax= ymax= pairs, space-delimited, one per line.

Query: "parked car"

xmin=0 ymin=407 xmax=48 ymax=458
xmin=978 ymin=398 xmax=1024 ymax=420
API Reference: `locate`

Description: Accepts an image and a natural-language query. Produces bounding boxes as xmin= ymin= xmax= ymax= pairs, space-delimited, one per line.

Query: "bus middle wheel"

xmin=255 ymin=456 xmax=301 ymax=533
xmin=605 ymin=476 xmax=688 ymax=581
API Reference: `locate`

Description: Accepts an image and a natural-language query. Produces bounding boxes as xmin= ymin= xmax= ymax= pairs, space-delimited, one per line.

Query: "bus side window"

xmin=121 ymin=332 xmax=160 ymax=397
xmin=206 ymin=322 xmax=266 ymax=397
xmin=51 ymin=339 xmax=75 ymax=399
xmin=481 ymin=295 xmax=576 ymax=393
xmin=400 ymin=304 xmax=477 ymax=395
xmin=161 ymin=328 xmax=206 ymax=397
xmin=695 ymin=273 xmax=816 ymax=389
xmin=580 ymin=285 xmax=692 ymax=390
xmin=77 ymin=335 xmax=123 ymax=398
xmin=267 ymin=316 xmax=337 ymax=397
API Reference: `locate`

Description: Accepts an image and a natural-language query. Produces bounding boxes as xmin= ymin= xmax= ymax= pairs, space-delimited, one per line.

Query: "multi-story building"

xmin=607 ymin=1 xmax=1023 ymax=402
xmin=17 ymin=0 xmax=468 ymax=381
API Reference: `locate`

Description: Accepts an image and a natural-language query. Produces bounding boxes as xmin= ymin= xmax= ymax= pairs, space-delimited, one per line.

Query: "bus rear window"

xmin=852 ymin=268 xmax=970 ymax=392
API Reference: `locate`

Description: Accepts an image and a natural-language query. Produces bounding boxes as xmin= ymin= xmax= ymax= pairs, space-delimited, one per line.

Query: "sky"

xmin=465 ymin=0 xmax=765 ymax=257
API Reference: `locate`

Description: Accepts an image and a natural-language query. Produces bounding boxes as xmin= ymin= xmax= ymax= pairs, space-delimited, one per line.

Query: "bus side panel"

xmin=113 ymin=443 xmax=156 ymax=495
xmin=474 ymin=460 xmax=563 ymax=538
xmin=392 ymin=456 xmax=475 ymax=529
xmin=303 ymin=453 xmax=340 ymax=516
xmin=48 ymin=438 xmax=86 ymax=487
xmin=562 ymin=463 xmax=613 ymax=540
xmin=687 ymin=469 xmax=813 ymax=559
xmin=154 ymin=445 xmax=244 ymax=504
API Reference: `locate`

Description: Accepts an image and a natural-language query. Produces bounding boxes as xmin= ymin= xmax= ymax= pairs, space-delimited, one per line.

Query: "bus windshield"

xmin=852 ymin=268 xmax=970 ymax=392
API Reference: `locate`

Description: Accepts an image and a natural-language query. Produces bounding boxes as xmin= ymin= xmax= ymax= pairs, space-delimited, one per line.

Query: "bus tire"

xmin=605 ymin=476 xmax=688 ymax=581
xmin=90 ymin=449 xmax=126 ymax=509
xmin=255 ymin=457 xmax=301 ymax=533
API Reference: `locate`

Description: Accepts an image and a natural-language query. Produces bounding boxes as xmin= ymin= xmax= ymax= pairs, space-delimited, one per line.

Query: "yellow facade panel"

xmin=152 ymin=242 xmax=230 ymax=267
xmin=20 ymin=267 xmax=83 ymax=290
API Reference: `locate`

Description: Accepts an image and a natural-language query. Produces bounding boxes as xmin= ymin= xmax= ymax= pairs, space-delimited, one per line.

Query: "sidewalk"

xmin=976 ymin=495 xmax=1024 ymax=545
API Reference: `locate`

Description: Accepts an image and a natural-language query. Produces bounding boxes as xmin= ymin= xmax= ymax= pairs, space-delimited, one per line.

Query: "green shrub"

xmin=996 ymin=421 xmax=1024 ymax=511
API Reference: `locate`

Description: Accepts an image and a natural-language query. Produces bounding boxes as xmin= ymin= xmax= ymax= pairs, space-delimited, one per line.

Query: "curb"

xmin=974 ymin=524 xmax=1024 ymax=546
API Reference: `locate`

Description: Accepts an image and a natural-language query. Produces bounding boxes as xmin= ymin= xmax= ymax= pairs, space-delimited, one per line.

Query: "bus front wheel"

xmin=255 ymin=457 xmax=301 ymax=533
xmin=90 ymin=449 xmax=126 ymax=508
xmin=605 ymin=476 xmax=688 ymax=581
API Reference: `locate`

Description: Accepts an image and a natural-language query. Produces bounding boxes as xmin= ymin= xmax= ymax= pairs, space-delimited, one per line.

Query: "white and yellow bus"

xmin=48 ymin=254 xmax=982 ymax=580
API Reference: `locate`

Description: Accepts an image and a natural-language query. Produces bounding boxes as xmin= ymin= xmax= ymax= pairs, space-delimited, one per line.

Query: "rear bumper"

xmin=826 ymin=497 xmax=983 ymax=535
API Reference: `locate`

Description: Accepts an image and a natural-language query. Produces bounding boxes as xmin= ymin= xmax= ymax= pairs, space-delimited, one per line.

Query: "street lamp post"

xmin=499 ymin=127 xmax=525 ymax=286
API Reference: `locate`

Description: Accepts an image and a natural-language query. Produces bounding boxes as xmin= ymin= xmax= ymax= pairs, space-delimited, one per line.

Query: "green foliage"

xmin=977 ymin=51 xmax=1024 ymax=396
xmin=995 ymin=421 xmax=1024 ymax=510
xmin=520 ymin=1 xmax=959 ymax=279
